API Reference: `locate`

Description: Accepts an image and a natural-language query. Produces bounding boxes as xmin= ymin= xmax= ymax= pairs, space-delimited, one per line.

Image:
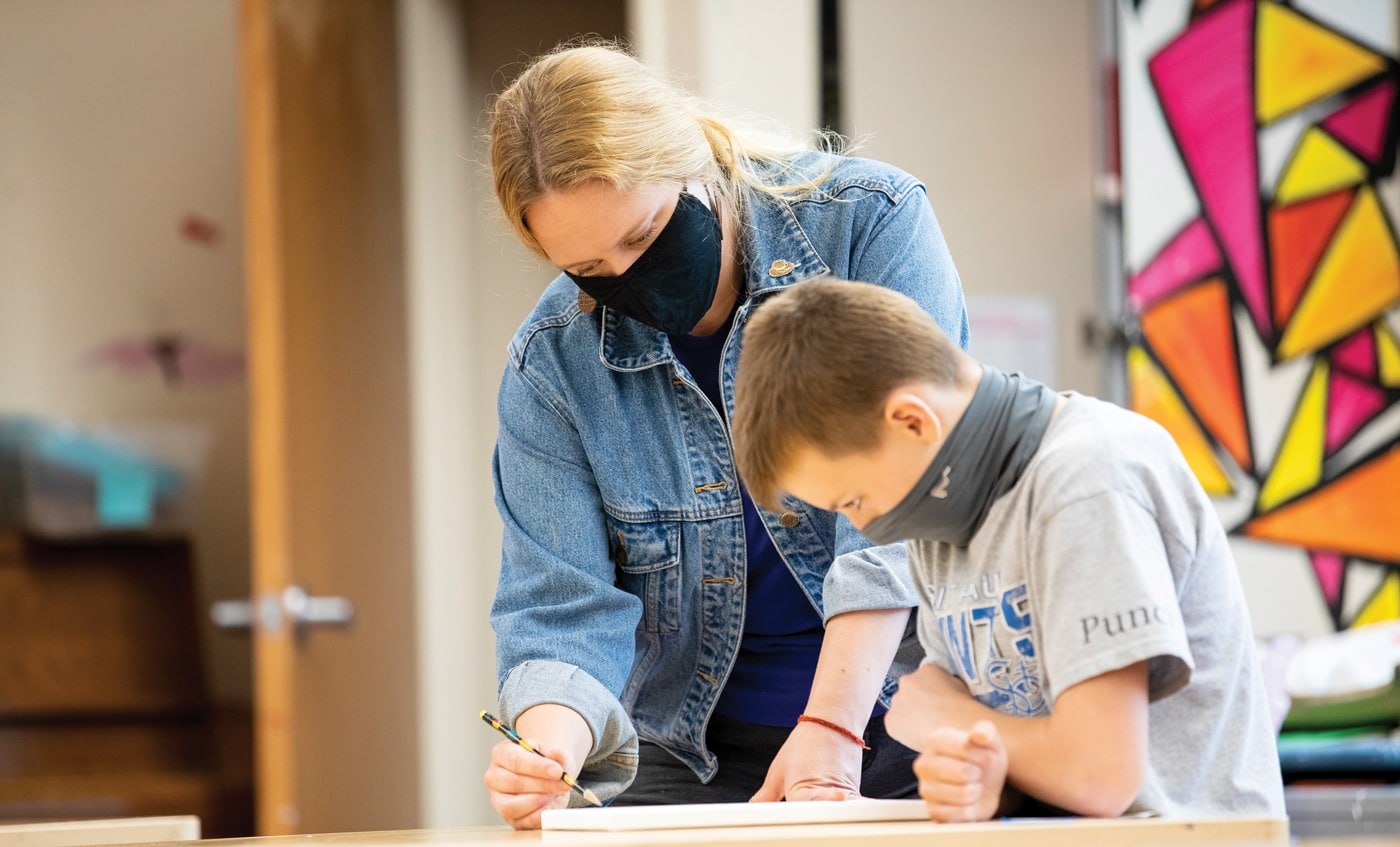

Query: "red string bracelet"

xmin=797 ymin=714 xmax=870 ymax=750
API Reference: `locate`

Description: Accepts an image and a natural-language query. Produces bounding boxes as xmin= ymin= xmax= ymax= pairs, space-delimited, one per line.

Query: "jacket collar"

xmin=597 ymin=184 xmax=831 ymax=372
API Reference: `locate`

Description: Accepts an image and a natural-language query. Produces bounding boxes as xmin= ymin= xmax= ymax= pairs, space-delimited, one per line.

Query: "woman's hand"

xmin=482 ymin=704 xmax=593 ymax=830
xmin=915 ymin=720 xmax=1008 ymax=822
xmin=750 ymin=719 xmax=863 ymax=802
xmin=482 ymin=737 xmax=573 ymax=829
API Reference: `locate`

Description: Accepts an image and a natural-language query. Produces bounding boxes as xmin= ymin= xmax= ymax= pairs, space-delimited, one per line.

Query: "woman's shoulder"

xmin=759 ymin=150 xmax=924 ymax=200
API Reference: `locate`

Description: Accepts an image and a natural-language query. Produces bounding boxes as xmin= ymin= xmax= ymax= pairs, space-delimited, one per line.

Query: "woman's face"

xmin=524 ymin=179 xmax=740 ymax=336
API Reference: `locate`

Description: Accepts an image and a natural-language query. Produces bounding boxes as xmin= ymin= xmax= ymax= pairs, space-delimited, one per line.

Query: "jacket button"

xmin=779 ymin=511 xmax=801 ymax=527
xmin=768 ymin=259 xmax=798 ymax=277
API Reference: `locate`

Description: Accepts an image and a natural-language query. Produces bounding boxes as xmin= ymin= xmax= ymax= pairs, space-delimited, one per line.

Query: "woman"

xmin=483 ymin=41 xmax=968 ymax=829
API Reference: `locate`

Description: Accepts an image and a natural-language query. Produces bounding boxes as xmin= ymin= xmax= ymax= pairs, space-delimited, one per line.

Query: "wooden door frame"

xmin=238 ymin=0 xmax=298 ymax=834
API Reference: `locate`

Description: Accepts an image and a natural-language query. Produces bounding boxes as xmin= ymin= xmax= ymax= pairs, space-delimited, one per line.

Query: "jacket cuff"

xmin=498 ymin=659 xmax=639 ymax=803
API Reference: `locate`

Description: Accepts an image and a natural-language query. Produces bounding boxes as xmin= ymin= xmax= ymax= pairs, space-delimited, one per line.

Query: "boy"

xmin=731 ymin=278 xmax=1284 ymax=822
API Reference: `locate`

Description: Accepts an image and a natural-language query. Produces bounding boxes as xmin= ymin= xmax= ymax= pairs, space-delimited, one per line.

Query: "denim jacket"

xmin=491 ymin=152 xmax=968 ymax=802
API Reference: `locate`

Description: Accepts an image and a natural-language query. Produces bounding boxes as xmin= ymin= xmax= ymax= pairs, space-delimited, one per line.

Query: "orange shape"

xmin=1127 ymin=345 xmax=1234 ymax=497
xmin=1270 ymin=188 xmax=1355 ymax=329
xmin=1256 ymin=3 xmax=1388 ymax=124
xmin=1139 ymin=278 xmax=1252 ymax=473
xmin=1277 ymin=187 xmax=1400 ymax=360
xmin=1244 ymin=444 xmax=1400 ymax=561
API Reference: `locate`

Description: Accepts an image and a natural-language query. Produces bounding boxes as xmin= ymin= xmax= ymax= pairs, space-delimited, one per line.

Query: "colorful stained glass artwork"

xmin=1341 ymin=561 xmax=1391 ymax=626
xmin=1127 ymin=345 xmax=1235 ymax=496
xmin=1260 ymin=111 xmax=1317 ymax=198
xmin=1277 ymin=187 xmax=1400 ymax=360
xmin=1128 ymin=218 xmax=1223 ymax=310
xmin=1192 ymin=0 xmax=1226 ymax=18
xmin=1321 ymin=80 xmax=1397 ymax=166
xmin=1150 ymin=2 xmax=1270 ymax=339
xmin=1379 ymin=319 xmax=1400 ymax=387
xmin=1332 ymin=326 xmax=1378 ymax=381
xmin=1257 ymin=360 xmax=1326 ymax=511
xmin=1351 ymin=570 xmax=1400 ymax=627
xmin=1268 ymin=188 xmax=1355 ymax=327
xmin=1325 ymin=369 xmax=1388 ymax=455
xmin=1308 ymin=549 xmax=1345 ymax=609
xmin=1244 ymin=444 xmax=1400 ymax=561
xmin=1139 ymin=279 xmax=1252 ymax=473
xmin=1125 ymin=0 xmax=1400 ymax=633
xmin=1256 ymin=1 xmax=1387 ymax=124
xmin=1274 ymin=128 xmax=1369 ymax=203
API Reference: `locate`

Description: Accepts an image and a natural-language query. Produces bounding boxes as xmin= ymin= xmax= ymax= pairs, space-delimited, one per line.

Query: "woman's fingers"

xmin=482 ymin=739 xmax=572 ymax=830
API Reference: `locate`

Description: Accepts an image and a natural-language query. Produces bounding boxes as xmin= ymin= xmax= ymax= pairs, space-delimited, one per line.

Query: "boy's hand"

xmin=915 ymin=720 xmax=1008 ymax=823
xmin=886 ymin=663 xmax=975 ymax=748
xmin=751 ymin=719 xmax=862 ymax=802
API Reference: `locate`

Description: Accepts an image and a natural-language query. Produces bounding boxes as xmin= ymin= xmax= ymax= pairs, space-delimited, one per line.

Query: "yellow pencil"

xmin=480 ymin=710 xmax=602 ymax=807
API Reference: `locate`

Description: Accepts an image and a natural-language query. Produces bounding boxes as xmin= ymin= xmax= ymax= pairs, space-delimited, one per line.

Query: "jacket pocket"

xmin=605 ymin=517 xmax=681 ymax=635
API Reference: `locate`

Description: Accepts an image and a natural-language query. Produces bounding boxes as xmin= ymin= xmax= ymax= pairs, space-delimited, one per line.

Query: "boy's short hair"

xmin=733 ymin=277 xmax=967 ymax=511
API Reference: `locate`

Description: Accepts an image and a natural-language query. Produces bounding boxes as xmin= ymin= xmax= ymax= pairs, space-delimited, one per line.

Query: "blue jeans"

xmin=610 ymin=715 xmax=918 ymax=805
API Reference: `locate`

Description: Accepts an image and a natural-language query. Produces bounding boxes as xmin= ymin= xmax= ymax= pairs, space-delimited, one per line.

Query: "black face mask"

xmin=566 ymin=190 xmax=722 ymax=336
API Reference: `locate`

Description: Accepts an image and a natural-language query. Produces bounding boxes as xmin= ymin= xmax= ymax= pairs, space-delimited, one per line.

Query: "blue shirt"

xmin=668 ymin=308 xmax=824 ymax=727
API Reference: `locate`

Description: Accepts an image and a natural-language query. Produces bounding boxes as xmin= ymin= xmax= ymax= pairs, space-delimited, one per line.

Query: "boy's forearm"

xmin=993 ymin=714 xmax=1137 ymax=816
xmin=924 ymin=663 xmax=1142 ymax=817
xmin=805 ymin=607 xmax=913 ymax=731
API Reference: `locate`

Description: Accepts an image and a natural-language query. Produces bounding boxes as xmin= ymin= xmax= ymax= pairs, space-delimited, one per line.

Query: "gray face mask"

xmin=860 ymin=366 xmax=1059 ymax=548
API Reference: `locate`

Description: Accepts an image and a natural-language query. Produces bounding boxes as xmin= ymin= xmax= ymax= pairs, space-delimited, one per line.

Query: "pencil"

xmin=480 ymin=710 xmax=603 ymax=807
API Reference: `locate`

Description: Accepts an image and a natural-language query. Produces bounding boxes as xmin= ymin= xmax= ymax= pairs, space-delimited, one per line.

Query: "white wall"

xmin=398 ymin=0 xmax=494 ymax=828
xmin=630 ymin=0 xmax=819 ymax=137
xmin=0 ymin=0 xmax=250 ymax=703
xmin=844 ymin=0 xmax=1101 ymax=394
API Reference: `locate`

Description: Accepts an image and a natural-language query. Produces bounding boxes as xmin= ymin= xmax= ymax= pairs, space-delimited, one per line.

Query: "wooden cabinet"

xmin=0 ymin=533 xmax=253 ymax=836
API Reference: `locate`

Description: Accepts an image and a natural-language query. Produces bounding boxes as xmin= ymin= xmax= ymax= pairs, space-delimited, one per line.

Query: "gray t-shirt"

xmin=909 ymin=393 xmax=1284 ymax=817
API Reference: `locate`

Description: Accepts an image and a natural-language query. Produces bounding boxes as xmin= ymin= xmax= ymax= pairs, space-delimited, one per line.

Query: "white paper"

xmin=542 ymin=798 xmax=929 ymax=831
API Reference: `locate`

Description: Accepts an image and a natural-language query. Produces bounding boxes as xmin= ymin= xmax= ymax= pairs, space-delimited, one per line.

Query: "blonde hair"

xmin=732 ymin=278 xmax=969 ymax=512
xmin=488 ymin=40 xmax=841 ymax=257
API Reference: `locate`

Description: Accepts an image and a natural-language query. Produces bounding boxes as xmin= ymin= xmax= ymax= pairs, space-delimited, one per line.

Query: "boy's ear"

xmin=884 ymin=391 xmax=943 ymax=444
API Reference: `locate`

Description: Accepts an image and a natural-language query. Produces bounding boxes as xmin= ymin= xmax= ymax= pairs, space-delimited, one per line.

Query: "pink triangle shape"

xmin=1148 ymin=1 xmax=1269 ymax=340
xmin=1309 ymin=550 xmax=1345 ymax=608
xmin=1325 ymin=370 xmax=1389 ymax=455
xmin=1321 ymin=81 xmax=1396 ymax=166
xmin=1333 ymin=327 xmax=1378 ymax=381
xmin=1129 ymin=218 xmax=1223 ymax=311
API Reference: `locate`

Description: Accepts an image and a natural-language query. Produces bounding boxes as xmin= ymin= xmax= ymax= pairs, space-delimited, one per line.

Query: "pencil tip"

xmin=583 ymin=789 xmax=603 ymax=807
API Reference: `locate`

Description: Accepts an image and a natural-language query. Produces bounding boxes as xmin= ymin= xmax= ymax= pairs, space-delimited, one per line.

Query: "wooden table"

xmin=0 ymin=815 xmax=198 ymax=846
xmin=125 ymin=816 xmax=1299 ymax=847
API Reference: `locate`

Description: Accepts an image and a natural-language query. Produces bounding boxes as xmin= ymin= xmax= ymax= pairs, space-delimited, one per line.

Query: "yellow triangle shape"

xmin=1258 ymin=359 xmax=1328 ymax=511
xmin=1351 ymin=571 xmax=1400 ymax=628
xmin=1128 ymin=345 xmax=1234 ymax=496
xmin=1378 ymin=320 xmax=1400 ymax=387
xmin=1275 ymin=128 xmax=1369 ymax=204
xmin=1257 ymin=3 xmax=1388 ymax=124
xmin=1278 ymin=188 xmax=1400 ymax=360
